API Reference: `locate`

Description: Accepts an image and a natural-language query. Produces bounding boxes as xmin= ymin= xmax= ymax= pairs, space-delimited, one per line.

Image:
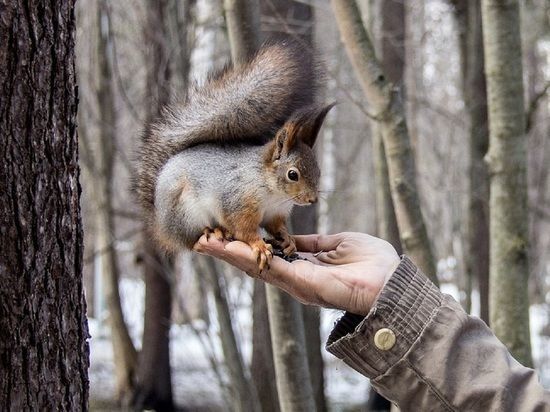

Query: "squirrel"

xmin=133 ymin=39 xmax=333 ymax=270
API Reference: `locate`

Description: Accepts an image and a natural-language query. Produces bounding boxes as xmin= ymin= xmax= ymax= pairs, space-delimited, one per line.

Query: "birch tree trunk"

xmin=95 ymin=1 xmax=138 ymax=403
xmin=266 ymin=286 xmax=315 ymax=412
xmin=331 ymin=0 xmax=437 ymax=282
xmin=372 ymin=0 xmax=404 ymax=254
xmin=199 ymin=258 xmax=260 ymax=412
xmin=481 ymin=0 xmax=532 ymax=366
xmin=252 ymin=282 xmax=280 ymax=412
xmin=0 ymin=1 xmax=89 ymax=409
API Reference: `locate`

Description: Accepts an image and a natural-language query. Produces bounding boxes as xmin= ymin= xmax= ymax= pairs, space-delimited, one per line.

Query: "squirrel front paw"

xmin=268 ymin=233 xmax=297 ymax=256
xmin=250 ymin=240 xmax=273 ymax=271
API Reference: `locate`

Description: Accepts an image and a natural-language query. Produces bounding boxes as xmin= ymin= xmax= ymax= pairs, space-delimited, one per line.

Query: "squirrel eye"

xmin=287 ymin=169 xmax=299 ymax=182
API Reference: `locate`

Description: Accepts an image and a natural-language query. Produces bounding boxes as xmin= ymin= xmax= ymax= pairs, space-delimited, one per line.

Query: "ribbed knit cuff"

xmin=326 ymin=256 xmax=443 ymax=378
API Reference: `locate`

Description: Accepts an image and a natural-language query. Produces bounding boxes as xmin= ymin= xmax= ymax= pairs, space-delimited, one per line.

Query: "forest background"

xmin=1 ymin=0 xmax=548 ymax=411
xmin=77 ymin=0 xmax=550 ymax=410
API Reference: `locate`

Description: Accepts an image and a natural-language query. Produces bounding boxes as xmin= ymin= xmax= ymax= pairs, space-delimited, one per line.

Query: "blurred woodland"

xmin=1 ymin=0 xmax=549 ymax=411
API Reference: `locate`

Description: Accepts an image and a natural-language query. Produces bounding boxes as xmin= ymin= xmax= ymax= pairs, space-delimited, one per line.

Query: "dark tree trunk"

xmin=134 ymin=238 xmax=174 ymax=411
xmin=134 ymin=0 xmax=174 ymax=409
xmin=463 ymin=0 xmax=490 ymax=324
xmin=0 ymin=1 xmax=89 ymax=410
xmin=451 ymin=0 xmax=490 ymax=322
xmin=95 ymin=0 xmax=138 ymax=403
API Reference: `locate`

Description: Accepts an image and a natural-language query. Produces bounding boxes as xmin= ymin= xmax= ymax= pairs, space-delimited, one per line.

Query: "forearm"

xmin=326 ymin=257 xmax=549 ymax=411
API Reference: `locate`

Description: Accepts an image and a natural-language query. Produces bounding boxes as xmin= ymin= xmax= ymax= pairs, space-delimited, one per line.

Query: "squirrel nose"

xmin=309 ymin=195 xmax=318 ymax=204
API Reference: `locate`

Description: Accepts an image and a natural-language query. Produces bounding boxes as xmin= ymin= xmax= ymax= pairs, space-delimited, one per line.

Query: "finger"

xmin=293 ymin=233 xmax=346 ymax=253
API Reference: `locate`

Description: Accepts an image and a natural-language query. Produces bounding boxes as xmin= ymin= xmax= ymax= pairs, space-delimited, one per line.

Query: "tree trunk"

xmin=198 ymin=258 xmax=260 ymax=412
xmin=404 ymin=1 xmax=425 ymax=150
xmin=220 ymin=3 xmax=270 ymax=411
xmin=266 ymin=286 xmax=316 ymax=412
xmin=252 ymin=281 xmax=280 ymax=412
xmin=0 ymin=1 xmax=89 ymax=410
xmin=222 ymin=1 xmax=318 ymax=410
xmin=453 ymin=0 xmax=490 ymax=323
xmin=290 ymin=207 xmax=327 ymax=412
xmin=170 ymin=0 xmax=196 ymax=92
xmin=481 ymin=0 xmax=532 ymax=366
xmin=134 ymin=1 xmax=174 ymax=409
xmin=224 ymin=0 xmax=261 ymax=65
xmin=135 ymin=237 xmax=174 ymax=410
xmin=373 ymin=0 xmax=404 ymax=255
xmin=260 ymin=2 xmax=321 ymax=410
xmin=331 ymin=0 xmax=438 ymax=283
xmin=95 ymin=1 xmax=138 ymax=403
xmin=365 ymin=2 xmax=405 ymax=409
xmin=301 ymin=304 xmax=327 ymax=412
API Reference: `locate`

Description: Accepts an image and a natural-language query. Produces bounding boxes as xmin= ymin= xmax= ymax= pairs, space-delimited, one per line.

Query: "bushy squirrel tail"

xmin=134 ymin=39 xmax=321 ymax=215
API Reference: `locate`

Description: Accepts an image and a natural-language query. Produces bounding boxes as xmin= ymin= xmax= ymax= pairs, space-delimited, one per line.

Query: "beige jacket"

xmin=326 ymin=256 xmax=550 ymax=411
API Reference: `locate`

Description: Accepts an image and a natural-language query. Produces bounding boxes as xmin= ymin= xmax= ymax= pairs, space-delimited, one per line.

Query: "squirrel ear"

xmin=272 ymin=127 xmax=297 ymax=160
xmin=271 ymin=103 xmax=335 ymax=160
xmin=289 ymin=103 xmax=336 ymax=148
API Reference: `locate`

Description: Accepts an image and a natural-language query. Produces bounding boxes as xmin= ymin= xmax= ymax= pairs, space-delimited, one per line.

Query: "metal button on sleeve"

xmin=374 ymin=328 xmax=396 ymax=351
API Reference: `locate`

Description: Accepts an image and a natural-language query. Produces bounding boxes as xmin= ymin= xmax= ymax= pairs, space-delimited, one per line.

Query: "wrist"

xmin=326 ymin=256 xmax=443 ymax=377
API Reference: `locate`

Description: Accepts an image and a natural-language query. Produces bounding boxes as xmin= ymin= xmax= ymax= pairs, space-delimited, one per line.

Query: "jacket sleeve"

xmin=326 ymin=256 xmax=550 ymax=412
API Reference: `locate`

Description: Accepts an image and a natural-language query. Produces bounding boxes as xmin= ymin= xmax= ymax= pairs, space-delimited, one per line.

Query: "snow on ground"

xmin=90 ymin=273 xmax=549 ymax=410
xmin=89 ymin=277 xmax=369 ymax=410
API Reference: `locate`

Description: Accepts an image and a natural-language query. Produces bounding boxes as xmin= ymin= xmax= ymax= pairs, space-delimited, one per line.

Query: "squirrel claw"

xmin=283 ymin=243 xmax=297 ymax=256
xmin=203 ymin=227 xmax=213 ymax=240
xmin=251 ymin=241 xmax=273 ymax=272
xmin=269 ymin=234 xmax=296 ymax=256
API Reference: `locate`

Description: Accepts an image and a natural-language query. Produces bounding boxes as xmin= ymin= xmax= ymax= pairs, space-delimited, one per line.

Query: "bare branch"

xmin=526 ymin=81 xmax=550 ymax=133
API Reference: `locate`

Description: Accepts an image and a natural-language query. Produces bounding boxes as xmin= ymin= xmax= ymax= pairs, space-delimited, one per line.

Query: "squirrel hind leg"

xmin=223 ymin=210 xmax=273 ymax=271
xmin=203 ymin=226 xmax=234 ymax=242
xmin=249 ymin=239 xmax=273 ymax=271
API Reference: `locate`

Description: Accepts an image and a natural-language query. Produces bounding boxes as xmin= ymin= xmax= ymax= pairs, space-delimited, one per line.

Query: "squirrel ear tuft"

xmin=272 ymin=103 xmax=335 ymax=160
xmin=288 ymin=103 xmax=336 ymax=148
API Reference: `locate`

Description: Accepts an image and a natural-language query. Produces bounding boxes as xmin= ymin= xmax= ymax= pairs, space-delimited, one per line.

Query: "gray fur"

xmin=155 ymin=144 xmax=293 ymax=247
xmin=133 ymin=39 xmax=321 ymax=220
xmin=133 ymin=39 xmax=324 ymax=250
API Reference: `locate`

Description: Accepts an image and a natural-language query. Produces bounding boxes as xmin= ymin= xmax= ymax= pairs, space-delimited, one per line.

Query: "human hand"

xmin=194 ymin=232 xmax=400 ymax=316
